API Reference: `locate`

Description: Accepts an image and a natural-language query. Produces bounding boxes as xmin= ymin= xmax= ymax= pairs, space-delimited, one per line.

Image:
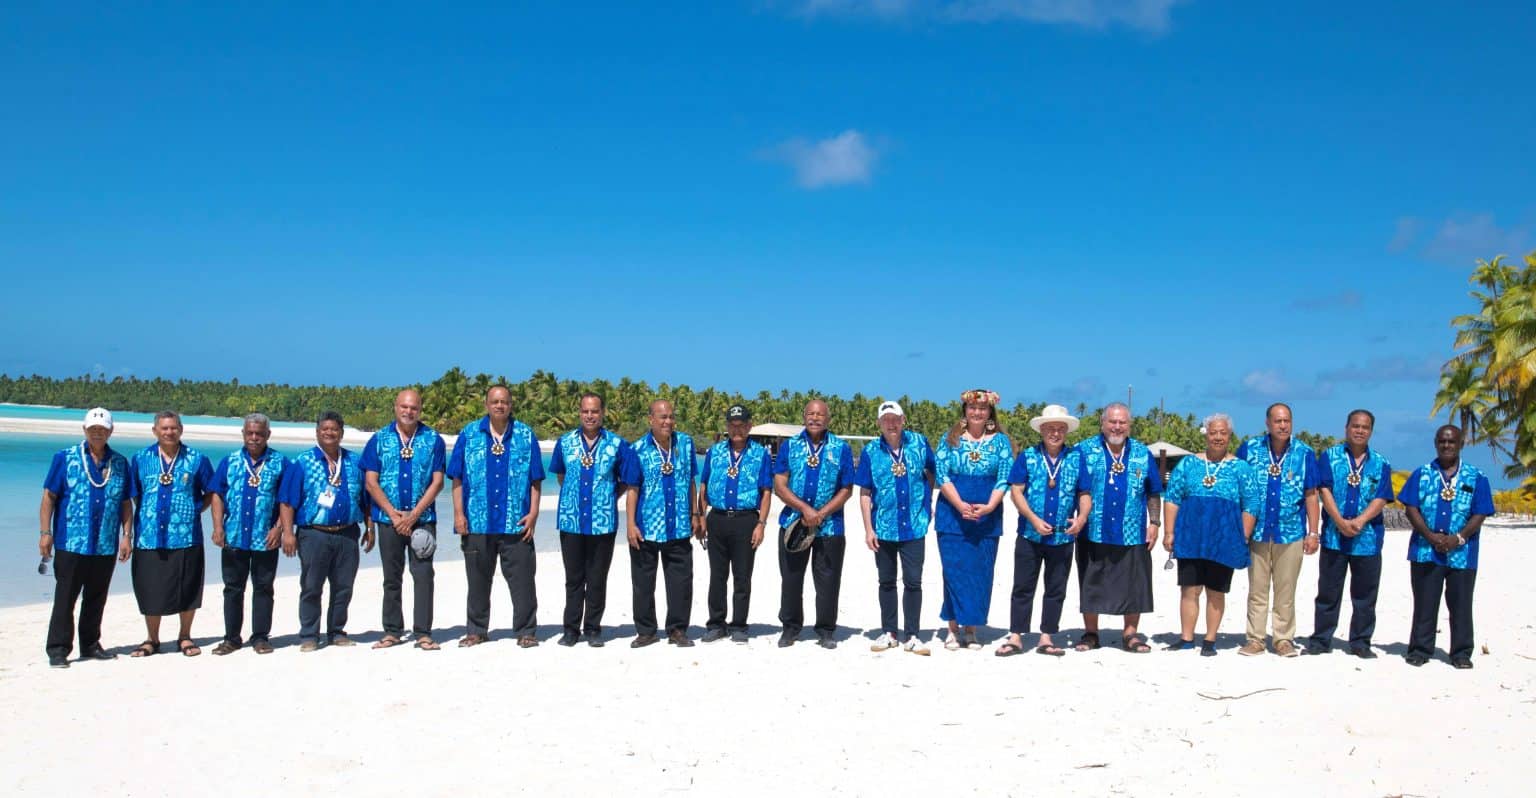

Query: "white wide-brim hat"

xmin=1029 ymin=404 xmax=1080 ymax=433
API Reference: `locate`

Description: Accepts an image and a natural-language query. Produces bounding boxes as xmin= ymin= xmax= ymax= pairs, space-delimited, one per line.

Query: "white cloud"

xmin=1420 ymin=213 xmax=1532 ymax=264
xmin=769 ymin=130 xmax=880 ymax=189
xmin=785 ymin=0 xmax=1185 ymax=32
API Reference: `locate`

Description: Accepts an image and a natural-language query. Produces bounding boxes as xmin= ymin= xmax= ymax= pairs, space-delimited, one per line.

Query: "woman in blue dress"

xmin=933 ymin=389 xmax=1013 ymax=650
xmin=1161 ymin=413 xmax=1260 ymax=656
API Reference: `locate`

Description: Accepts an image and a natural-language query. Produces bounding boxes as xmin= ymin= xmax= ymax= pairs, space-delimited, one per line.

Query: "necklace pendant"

xmin=247 ymin=474 xmax=261 ymax=488
xmin=491 ymin=443 xmax=506 ymax=456
xmin=726 ymin=467 xmax=740 ymax=479
xmin=580 ymin=455 xmax=594 ymax=468
xmin=891 ymin=462 xmax=907 ymax=478
xmin=1346 ymin=473 xmax=1361 ymax=487
xmin=1111 ymin=462 xmax=1126 ymax=474
xmin=660 ymin=462 xmax=674 ymax=476
xmin=968 ymin=450 xmax=982 ymax=463
xmin=1268 ymin=463 xmax=1282 ymax=477
xmin=806 ymin=455 xmax=820 ymax=468
xmin=1440 ymin=486 xmax=1456 ymax=501
xmin=1047 ymin=478 xmax=1056 ymax=489
xmin=1202 ymin=474 xmax=1217 ymax=488
xmin=401 ymin=446 xmax=414 ymax=460
xmin=158 ymin=472 xmax=174 ymax=486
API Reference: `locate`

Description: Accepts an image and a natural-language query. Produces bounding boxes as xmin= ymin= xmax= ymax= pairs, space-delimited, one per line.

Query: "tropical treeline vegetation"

xmin=0 ymin=369 xmax=1332 ymax=454
xmin=1432 ymin=252 xmax=1536 ymax=494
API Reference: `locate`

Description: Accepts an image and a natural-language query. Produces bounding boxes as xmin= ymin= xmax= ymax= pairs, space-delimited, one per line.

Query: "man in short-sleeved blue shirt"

xmin=446 ymin=385 xmax=544 ymax=648
xmin=548 ymin=392 xmax=632 ymax=647
xmin=771 ymin=399 xmax=855 ymax=648
xmin=621 ymin=399 xmax=700 ymax=648
xmin=697 ymin=404 xmax=774 ymax=644
xmin=127 ymin=411 xmax=215 ymax=657
xmin=1233 ymin=402 xmax=1321 ymax=658
xmin=854 ymin=401 xmax=938 ymax=655
xmin=361 ymin=389 xmax=447 ymax=649
xmin=1398 ymin=425 xmax=1495 ymax=668
xmin=208 ymin=412 xmax=289 ymax=654
xmin=1303 ymin=410 xmax=1395 ymax=658
xmin=39 ymin=408 xmax=132 ymax=667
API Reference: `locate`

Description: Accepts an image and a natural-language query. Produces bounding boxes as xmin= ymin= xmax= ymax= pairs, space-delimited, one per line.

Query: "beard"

xmin=1105 ymin=434 xmax=1128 ymax=446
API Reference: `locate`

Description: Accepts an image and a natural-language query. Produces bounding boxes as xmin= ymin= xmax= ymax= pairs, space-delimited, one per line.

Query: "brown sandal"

xmin=517 ymin=636 xmax=539 ymax=648
xmin=458 ymin=634 xmax=487 ymax=648
xmin=372 ymin=635 xmax=403 ymax=650
xmin=252 ymin=640 xmax=274 ymax=655
xmin=177 ymin=638 xmax=201 ymax=657
xmin=211 ymin=640 xmax=240 ymax=656
xmin=414 ymin=636 xmax=440 ymax=651
xmin=130 ymin=640 xmax=161 ymax=658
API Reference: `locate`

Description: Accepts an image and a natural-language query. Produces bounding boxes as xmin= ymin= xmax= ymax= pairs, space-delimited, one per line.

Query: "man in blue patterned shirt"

xmin=279 ymin=411 xmax=376 ymax=652
xmin=698 ymin=404 xmax=774 ymax=644
xmin=1399 ymin=425 xmax=1494 ymax=669
xmin=127 ymin=411 xmax=215 ymax=658
xmin=1234 ymin=403 xmax=1321 ymax=658
xmin=549 ymin=392 xmax=632 ymax=647
xmin=1303 ymin=410 xmax=1395 ymax=658
xmin=772 ymin=399 xmax=855 ymax=649
xmin=208 ymin=413 xmax=288 ymax=656
xmin=1075 ymin=402 xmax=1163 ymax=653
xmin=855 ymin=401 xmax=937 ymax=656
xmin=362 ymin=389 xmax=447 ymax=650
xmin=38 ymin=407 xmax=132 ymax=668
xmin=621 ymin=399 xmax=700 ymax=648
xmin=446 ymin=386 xmax=544 ymax=648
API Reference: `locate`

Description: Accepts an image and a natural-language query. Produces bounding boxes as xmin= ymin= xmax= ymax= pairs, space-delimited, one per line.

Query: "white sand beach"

xmin=2 ymin=497 xmax=1532 ymax=797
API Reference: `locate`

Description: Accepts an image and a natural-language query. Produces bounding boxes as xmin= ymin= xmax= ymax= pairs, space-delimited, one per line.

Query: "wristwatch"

xmin=38 ymin=529 xmax=51 ymax=537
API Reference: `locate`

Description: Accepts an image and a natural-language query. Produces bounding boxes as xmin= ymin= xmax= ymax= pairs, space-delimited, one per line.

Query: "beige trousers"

xmin=1246 ymin=540 xmax=1304 ymax=644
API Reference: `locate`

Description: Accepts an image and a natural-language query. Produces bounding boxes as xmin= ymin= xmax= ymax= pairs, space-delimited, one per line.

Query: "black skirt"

xmin=1177 ymin=558 xmax=1234 ymax=593
xmin=132 ymin=547 xmax=205 ymax=615
xmin=1074 ymin=539 xmax=1154 ymax=614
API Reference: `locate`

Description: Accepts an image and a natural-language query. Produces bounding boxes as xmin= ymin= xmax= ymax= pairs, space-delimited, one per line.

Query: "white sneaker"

xmin=869 ymin=632 xmax=899 ymax=652
xmin=902 ymin=637 xmax=931 ymax=656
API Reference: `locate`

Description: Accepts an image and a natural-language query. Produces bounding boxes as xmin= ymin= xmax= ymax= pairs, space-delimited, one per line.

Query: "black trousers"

xmin=221 ymin=547 xmax=279 ymax=643
xmin=378 ymin=522 xmax=435 ymax=638
xmin=779 ymin=531 xmax=846 ymax=636
xmin=463 ymin=533 xmax=538 ymax=638
xmin=874 ymin=538 xmax=925 ymax=637
xmin=560 ymin=532 xmax=617 ymax=634
xmin=45 ymin=550 xmax=117 ymax=658
xmin=297 ymin=526 xmax=361 ymax=641
xmin=1010 ymin=538 xmax=1074 ymax=635
xmin=706 ymin=511 xmax=759 ymax=632
xmin=630 ymin=538 xmax=693 ymax=636
xmin=1309 ymin=548 xmax=1381 ymax=650
xmin=1409 ymin=561 xmax=1477 ymax=660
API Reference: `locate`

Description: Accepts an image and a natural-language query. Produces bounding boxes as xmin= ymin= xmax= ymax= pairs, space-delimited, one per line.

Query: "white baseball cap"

xmin=877 ymin=401 xmax=904 ymax=420
xmin=83 ymin=407 xmax=114 ymax=430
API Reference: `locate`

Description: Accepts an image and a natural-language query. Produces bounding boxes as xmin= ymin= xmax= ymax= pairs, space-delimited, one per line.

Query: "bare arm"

xmin=860 ymin=488 xmax=878 ymax=551
xmin=38 ymin=490 xmax=56 ymax=558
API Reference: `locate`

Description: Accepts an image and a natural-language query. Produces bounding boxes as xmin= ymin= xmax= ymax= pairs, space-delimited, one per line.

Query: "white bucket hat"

xmin=1029 ymin=404 xmax=1080 ymax=433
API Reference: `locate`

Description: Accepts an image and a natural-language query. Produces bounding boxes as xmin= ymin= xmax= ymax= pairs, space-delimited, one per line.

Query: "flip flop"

xmin=1035 ymin=644 xmax=1067 ymax=657
xmin=945 ymin=635 xmax=963 ymax=651
xmin=1073 ymin=632 xmax=1100 ymax=652
xmin=372 ymin=635 xmax=403 ymax=650
xmin=414 ymin=637 xmax=440 ymax=651
xmin=459 ymin=634 xmax=486 ymax=648
xmin=130 ymin=639 xmax=161 ymax=658
xmin=994 ymin=641 xmax=1024 ymax=657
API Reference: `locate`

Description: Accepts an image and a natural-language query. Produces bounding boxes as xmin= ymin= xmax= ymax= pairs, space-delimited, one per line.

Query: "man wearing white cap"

xmin=854 ymin=401 xmax=937 ymax=656
xmin=1075 ymin=402 xmax=1163 ymax=653
xmin=997 ymin=405 xmax=1092 ymax=657
xmin=38 ymin=408 xmax=133 ymax=668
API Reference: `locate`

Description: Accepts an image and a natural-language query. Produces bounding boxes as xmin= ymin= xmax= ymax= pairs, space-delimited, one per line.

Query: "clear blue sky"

xmin=2 ymin=1 xmax=1532 ymax=481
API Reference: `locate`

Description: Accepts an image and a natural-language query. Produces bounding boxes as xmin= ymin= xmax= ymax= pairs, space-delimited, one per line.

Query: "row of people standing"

xmin=39 ymin=389 xmax=1493 ymax=669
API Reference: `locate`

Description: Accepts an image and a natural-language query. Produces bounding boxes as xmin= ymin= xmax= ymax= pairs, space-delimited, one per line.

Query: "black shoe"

xmin=668 ymin=629 xmax=694 ymax=648
xmin=1199 ymin=641 xmax=1218 ymax=657
xmin=701 ymin=628 xmax=728 ymax=643
xmin=730 ymin=629 xmax=749 ymax=644
xmin=1405 ymin=654 xmax=1429 ymax=667
xmin=584 ymin=632 xmax=605 ymax=648
xmin=48 ymin=655 xmax=70 ymax=669
xmin=1350 ymin=646 xmax=1378 ymax=660
xmin=778 ymin=632 xmax=796 ymax=648
xmin=1452 ymin=658 xmax=1474 ymax=670
xmin=80 ymin=645 xmax=116 ymax=661
xmin=630 ymin=634 xmax=659 ymax=649
xmin=557 ymin=632 xmax=579 ymax=647
xmin=817 ymin=635 xmax=837 ymax=650
xmin=1301 ymin=645 xmax=1328 ymax=656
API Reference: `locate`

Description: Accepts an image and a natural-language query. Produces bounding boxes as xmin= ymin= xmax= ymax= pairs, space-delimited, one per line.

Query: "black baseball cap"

xmin=725 ymin=404 xmax=751 ymax=422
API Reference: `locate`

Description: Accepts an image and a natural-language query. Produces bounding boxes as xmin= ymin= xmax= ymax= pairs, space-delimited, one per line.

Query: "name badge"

xmin=318 ymin=490 xmax=336 ymax=509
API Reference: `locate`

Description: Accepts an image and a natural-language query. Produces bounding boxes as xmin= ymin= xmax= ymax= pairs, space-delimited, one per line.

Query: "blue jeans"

xmin=297 ymin=526 xmax=361 ymax=641
xmin=874 ymin=538 xmax=925 ymax=638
